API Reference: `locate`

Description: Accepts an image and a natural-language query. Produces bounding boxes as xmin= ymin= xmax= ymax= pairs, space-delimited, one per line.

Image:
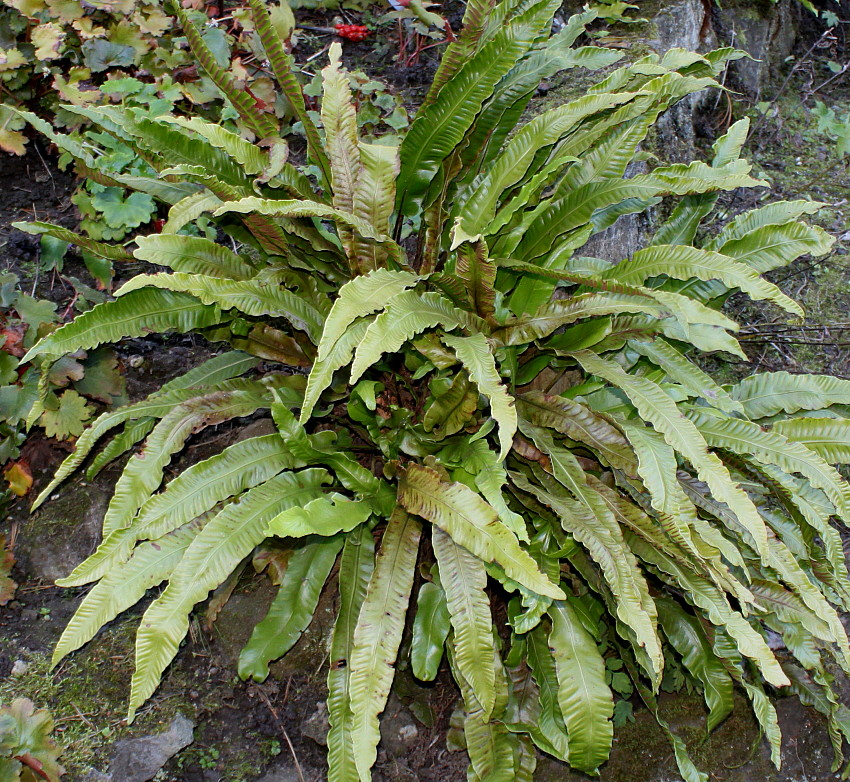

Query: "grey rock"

xmin=379 ymin=695 xmax=420 ymax=760
xmin=234 ymin=417 xmax=277 ymax=442
xmin=712 ymin=0 xmax=797 ymax=100
xmin=16 ymin=479 xmax=110 ymax=582
xmin=300 ymin=701 xmax=330 ymax=747
xmin=107 ymin=714 xmax=194 ymax=782
xmin=10 ymin=659 xmax=28 ymax=677
xmin=212 ymin=580 xmax=278 ymax=664
xmin=255 ymin=766 xmax=303 ymax=782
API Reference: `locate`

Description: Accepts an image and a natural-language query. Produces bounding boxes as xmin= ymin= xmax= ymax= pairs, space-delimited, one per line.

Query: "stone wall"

xmin=571 ymin=0 xmax=803 ymax=262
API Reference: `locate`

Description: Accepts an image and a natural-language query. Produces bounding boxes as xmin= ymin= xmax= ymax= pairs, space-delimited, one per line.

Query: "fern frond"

xmin=607 ymin=245 xmax=803 ymax=318
xmin=133 ymin=235 xmax=256 ymax=280
xmin=52 ymin=521 xmax=202 ymax=666
xmin=548 ymin=599 xmax=613 ymax=773
xmin=128 ymin=469 xmax=331 ymax=721
xmin=59 ymin=434 xmax=302 ymax=587
xmin=410 ymin=579 xmax=450 ymax=681
xmin=302 ymin=270 xmax=419 ymax=420
xmin=399 ymin=464 xmax=564 ymax=599
xmin=433 ymin=526 xmax=496 ymax=717
xmin=772 ymin=418 xmax=850 ymax=464
xmin=98 ymin=386 xmax=273 ymax=539
xmin=12 ymin=221 xmax=134 ymax=261
xmin=266 ymin=494 xmax=372 ymax=538
xmin=176 ymin=7 xmax=278 ymax=139
xmin=23 ymin=289 xmax=223 ymax=363
xmin=348 ymin=508 xmax=421 ymax=780
xmin=730 ymin=371 xmax=850 ymax=419
xmin=238 ymin=535 xmax=345 ymax=682
xmin=31 ymin=351 xmax=259 ymax=510
xmin=441 ymin=332 xmax=516 ymax=459
xmin=655 ymin=596 xmax=733 ymax=733
xmin=327 ymin=524 xmax=375 ymax=782
xmin=114 ymin=273 xmax=325 ymax=342
xmin=350 ymin=291 xmax=485 ymax=383
xmin=322 ymin=42 xmax=362 ymax=221
xmin=572 ymin=351 xmax=772 ymax=561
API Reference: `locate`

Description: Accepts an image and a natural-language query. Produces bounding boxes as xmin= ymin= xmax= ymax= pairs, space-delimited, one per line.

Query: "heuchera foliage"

xmin=14 ymin=1 xmax=850 ymax=779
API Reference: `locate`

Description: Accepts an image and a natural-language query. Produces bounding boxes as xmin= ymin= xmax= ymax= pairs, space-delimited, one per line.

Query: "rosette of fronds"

xmin=16 ymin=1 xmax=850 ymax=779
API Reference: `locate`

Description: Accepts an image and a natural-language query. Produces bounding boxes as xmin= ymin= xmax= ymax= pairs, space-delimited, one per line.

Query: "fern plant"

xmin=15 ymin=2 xmax=850 ymax=779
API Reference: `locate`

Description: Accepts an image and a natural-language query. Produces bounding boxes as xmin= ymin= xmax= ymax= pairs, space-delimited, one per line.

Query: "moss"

xmin=703 ymin=90 xmax=850 ymax=382
xmin=0 ymin=615 xmax=196 ymax=777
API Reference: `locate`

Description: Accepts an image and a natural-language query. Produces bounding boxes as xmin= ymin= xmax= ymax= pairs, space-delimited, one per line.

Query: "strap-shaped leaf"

xmin=422 ymin=0 xmax=493 ymax=106
xmin=524 ymin=623 xmax=570 ymax=760
xmin=454 ymin=640 xmax=516 ymax=782
xmin=718 ymin=220 xmax=834 ymax=274
xmin=441 ymin=332 xmax=516 ymax=460
xmin=606 ymin=245 xmax=803 ymax=318
xmin=454 ymin=90 xmax=631 ymax=236
xmin=615 ymin=419 xmax=747 ymax=575
xmin=213 ymin=197 xmax=405 ymax=266
xmin=350 ymin=291 xmax=485 ymax=382
xmin=23 ymin=289 xmax=223 ymax=363
xmin=348 ymin=508 xmax=422 ymax=780
xmin=455 ymin=238 xmax=496 ymax=320
xmin=396 ymin=13 xmax=545 ymax=217
xmin=322 ymin=43 xmax=360 ymax=203
xmin=423 ymin=371 xmax=479 ymax=438
xmin=630 ymin=338 xmax=744 ymax=414
xmin=162 ymin=190 xmax=223 ymax=234
xmin=52 ymin=521 xmax=203 ymax=666
xmin=246 ymin=0 xmax=330 ymax=186
xmin=750 ymin=579 xmax=833 ymax=641
xmin=410 ymin=579 xmax=450 ymax=681
xmin=706 ymin=199 xmax=824 ymax=249
xmin=60 ymin=432 xmax=299 ymax=588
xmin=302 ymin=270 xmax=419 ymax=420
xmin=730 ymin=371 xmax=850 ymax=419
xmin=272 ymin=402 xmax=396 ymax=515
xmin=114 ymin=273 xmax=324 ymax=342
xmin=511 ymin=458 xmax=661 ymax=681
xmin=433 ymin=526 xmax=496 ymax=717
xmin=352 ymin=143 xmax=400 ymax=273
xmin=266 ymin=493 xmax=372 ymax=538
xmin=571 ymin=351 xmax=771 ymax=561
xmin=548 ymin=599 xmax=613 ymax=773
xmin=238 ymin=535 xmax=344 ymax=682
xmin=32 ymin=352 xmax=258 ymax=509
xmin=688 ymin=411 xmax=850 ymax=523
xmin=711 ymin=632 xmax=783 ymax=769
xmin=161 ymin=116 xmax=269 ymax=174
xmin=456 ymin=17 xmax=622 ymax=193
xmin=516 ymin=391 xmax=633 ymax=470
xmin=99 ymin=386 xmax=272 ymax=540
xmin=86 ymin=417 xmax=156 ymax=479
xmin=128 ymin=469 xmax=330 ymax=721
xmin=176 ymin=6 xmax=278 ymax=139
xmin=647 ymin=115 xmax=746 ymax=250
xmin=133 ymin=235 xmax=255 ymax=280
xmin=399 ymin=464 xmax=563 ymax=599
xmin=510 ymin=161 xmax=762 ymax=267
xmin=328 ymin=524 xmax=375 ymax=782
xmin=497 ymin=292 xmax=666 ymax=343
xmin=655 ymin=596 xmax=733 ymax=733
xmin=772 ymin=417 xmax=850 ymax=464
xmin=12 ymin=221 xmax=134 ymax=261
xmin=625 ymin=531 xmax=789 ymax=687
